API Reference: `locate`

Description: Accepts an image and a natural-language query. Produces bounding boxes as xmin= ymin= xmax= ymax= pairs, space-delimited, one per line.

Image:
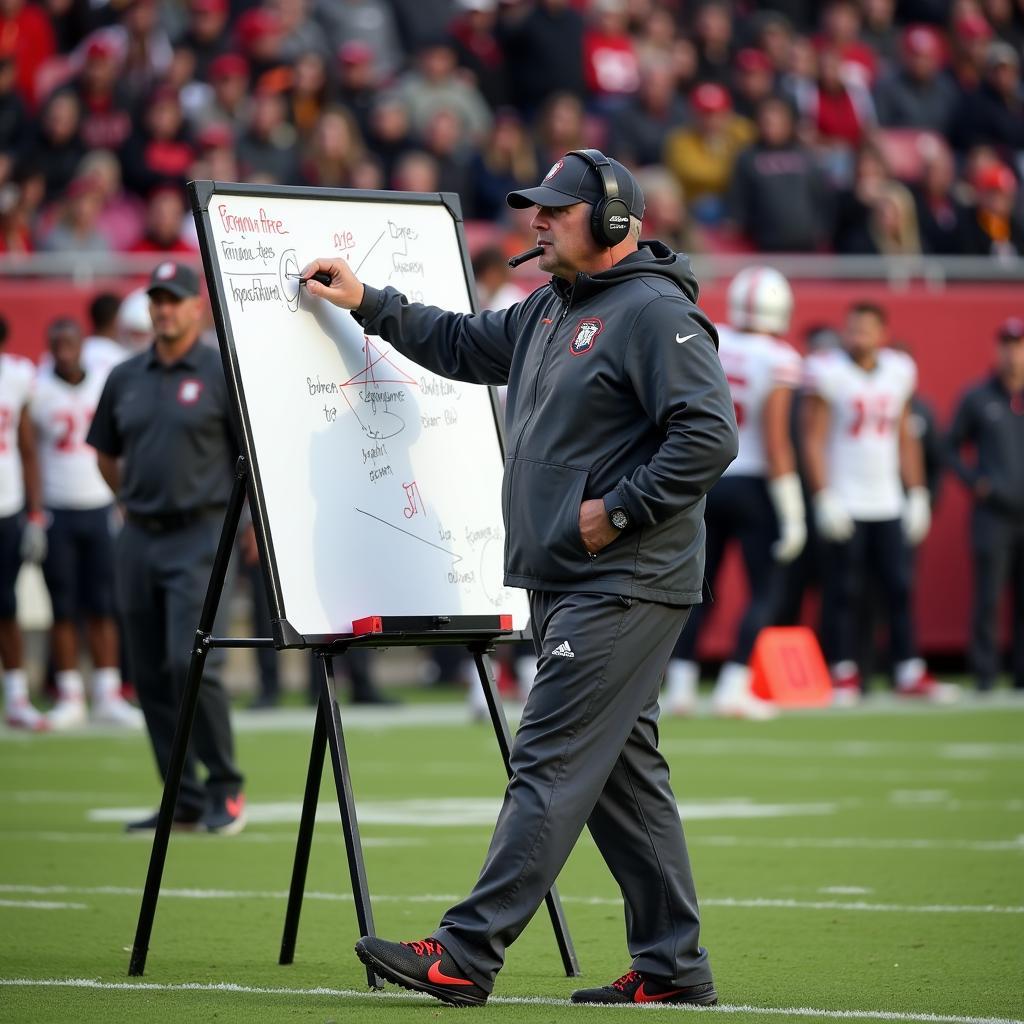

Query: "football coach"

xmin=302 ymin=149 xmax=738 ymax=1007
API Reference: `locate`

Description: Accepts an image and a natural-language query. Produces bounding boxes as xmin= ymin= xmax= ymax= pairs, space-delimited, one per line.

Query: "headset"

xmin=569 ymin=148 xmax=632 ymax=248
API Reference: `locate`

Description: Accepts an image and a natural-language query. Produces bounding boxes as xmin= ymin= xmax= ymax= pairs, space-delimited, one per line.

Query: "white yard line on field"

xmin=0 ymin=899 xmax=87 ymax=910
xmin=0 ymin=977 xmax=1021 ymax=1024
xmin=1 ymin=885 xmax=1021 ymax=915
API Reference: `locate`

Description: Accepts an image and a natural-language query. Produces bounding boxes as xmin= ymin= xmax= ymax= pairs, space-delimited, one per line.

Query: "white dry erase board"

xmin=189 ymin=181 xmax=529 ymax=645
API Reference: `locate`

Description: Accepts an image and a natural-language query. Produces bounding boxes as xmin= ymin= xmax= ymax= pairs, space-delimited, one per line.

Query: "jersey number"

xmin=849 ymin=396 xmax=895 ymax=437
xmin=53 ymin=409 xmax=94 ymax=452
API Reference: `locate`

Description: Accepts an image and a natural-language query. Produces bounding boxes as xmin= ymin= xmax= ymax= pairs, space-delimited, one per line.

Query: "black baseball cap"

xmin=147 ymin=260 xmax=201 ymax=299
xmin=506 ymin=152 xmax=645 ymax=219
xmin=997 ymin=316 xmax=1024 ymax=342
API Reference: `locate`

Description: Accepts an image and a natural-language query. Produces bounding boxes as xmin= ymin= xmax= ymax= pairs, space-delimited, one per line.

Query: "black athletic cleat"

xmin=571 ymin=969 xmax=718 ymax=1006
xmin=354 ymin=936 xmax=488 ymax=1007
xmin=202 ymin=792 xmax=247 ymax=835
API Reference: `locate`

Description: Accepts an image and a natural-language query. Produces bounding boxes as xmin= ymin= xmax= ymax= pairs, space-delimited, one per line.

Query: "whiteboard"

xmin=190 ymin=182 xmax=529 ymax=644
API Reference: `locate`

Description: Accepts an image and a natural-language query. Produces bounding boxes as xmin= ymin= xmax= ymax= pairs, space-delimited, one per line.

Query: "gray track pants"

xmin=435 ymin=590 xmax=712 ymax=992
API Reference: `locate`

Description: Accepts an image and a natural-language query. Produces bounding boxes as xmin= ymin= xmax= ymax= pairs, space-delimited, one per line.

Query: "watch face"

xmin=611 ymin=509 xmax=629 ymax=530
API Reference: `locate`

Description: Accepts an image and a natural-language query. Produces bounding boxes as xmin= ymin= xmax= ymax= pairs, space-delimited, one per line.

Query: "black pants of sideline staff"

xmin=970 ymin=506 xmax=1024 ymax=691
xmin=116 ymin=512 xmax=244 ymax=816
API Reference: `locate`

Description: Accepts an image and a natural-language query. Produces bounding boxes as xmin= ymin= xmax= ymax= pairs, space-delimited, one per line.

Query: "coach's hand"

xmin=300 ymin=258 xmax=365 ymax=310
xmin=579 ymin=499 xmax=617 ymax=555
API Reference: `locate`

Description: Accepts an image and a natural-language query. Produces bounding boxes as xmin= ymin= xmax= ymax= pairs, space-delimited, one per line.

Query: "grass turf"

xmin=1 ymin=695 xmax=1022 ymax=1023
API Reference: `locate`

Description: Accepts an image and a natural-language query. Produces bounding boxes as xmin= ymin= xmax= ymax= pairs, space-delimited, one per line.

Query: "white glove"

xmin=20 ymin=517 xmax=47 ymax=564
xmin=813 ymin=489 xmax=854 ymax=543
xmin=768 ymin=472 xmax=807 ymax=563
xmin=902 ymin=486 xmax=931 ymax=546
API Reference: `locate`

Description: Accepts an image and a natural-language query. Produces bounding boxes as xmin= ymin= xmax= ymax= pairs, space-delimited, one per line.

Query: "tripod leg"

xmin=318 ymin=651 xmax=382 ymax=989
xmin=279 ymin=696 xmax=327 ymax=965
xmin=470 ymin=646 xmax=581 ymax=977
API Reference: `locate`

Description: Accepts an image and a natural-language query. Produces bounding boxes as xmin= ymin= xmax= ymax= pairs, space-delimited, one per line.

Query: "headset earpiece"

xmin=570 ymin=149 xmax=631 ymax=248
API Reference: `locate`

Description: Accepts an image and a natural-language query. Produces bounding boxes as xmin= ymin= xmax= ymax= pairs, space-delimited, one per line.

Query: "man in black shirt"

xmin=947 ymin=317 xmax=1024 ymax=692
xmin=87 ymin=261 xmax=245 ymax=833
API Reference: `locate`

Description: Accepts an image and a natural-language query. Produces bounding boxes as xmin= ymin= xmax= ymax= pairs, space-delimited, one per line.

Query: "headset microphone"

xmin=507 ymin=245 xmax=544 ymax=268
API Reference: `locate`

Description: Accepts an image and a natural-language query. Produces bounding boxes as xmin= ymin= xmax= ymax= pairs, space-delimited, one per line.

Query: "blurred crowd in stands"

xmin=0 ymin=0 xmax=1022 ymax=260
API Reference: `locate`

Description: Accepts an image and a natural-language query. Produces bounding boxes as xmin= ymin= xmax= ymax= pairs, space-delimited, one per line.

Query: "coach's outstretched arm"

xmin=299 ymin=258 xmax=517 ymax=386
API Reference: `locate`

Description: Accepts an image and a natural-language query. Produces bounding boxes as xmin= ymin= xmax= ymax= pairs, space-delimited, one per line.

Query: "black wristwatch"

xmin=608 ymin=506 xmax=630 ymax=531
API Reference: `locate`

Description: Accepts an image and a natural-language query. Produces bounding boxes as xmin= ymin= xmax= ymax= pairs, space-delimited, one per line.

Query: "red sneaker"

xmin=571 ymin=969 xmax=718 ymax=1005
xmin=354 ymin=936 xmax=488 ymax=1007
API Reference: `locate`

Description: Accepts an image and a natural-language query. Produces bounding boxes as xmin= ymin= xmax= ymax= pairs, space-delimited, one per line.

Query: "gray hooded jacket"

xmin=354 ymin=240 xmax=738 ymax=604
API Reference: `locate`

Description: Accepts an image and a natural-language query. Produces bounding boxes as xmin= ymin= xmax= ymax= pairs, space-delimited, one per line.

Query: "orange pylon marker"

xmin=749 ymin=627 xmax=833 ymax=707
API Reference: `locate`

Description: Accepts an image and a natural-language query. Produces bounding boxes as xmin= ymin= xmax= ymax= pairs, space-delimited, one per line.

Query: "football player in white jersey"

xmin=666 ymin=267 xmax=805 ymax=718
xmin=802 ymin=301 xmax=943 ymax=703
xmin=0 ymin=315 xmax=48 ymax=730
xmin=30 ymin=318 xmax=140 ymax=729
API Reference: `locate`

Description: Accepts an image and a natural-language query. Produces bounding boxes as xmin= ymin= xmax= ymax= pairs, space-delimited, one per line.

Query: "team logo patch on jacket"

xmin=177 ymin=379 xmax=204 ymax=405
xmin=569 ymin=317 xmax=603 ymax=356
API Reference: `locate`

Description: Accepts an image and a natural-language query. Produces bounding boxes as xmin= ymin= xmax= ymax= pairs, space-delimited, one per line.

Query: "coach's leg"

xmin=117 ymin=523 xmax=205 ymax=816
xmin=162 ymin=516 xmax=243 ymax=803
xmin=435 ymin=591 xmax=693 ymax=991
xmin=586 ymin=680 xmax=712 ymax=985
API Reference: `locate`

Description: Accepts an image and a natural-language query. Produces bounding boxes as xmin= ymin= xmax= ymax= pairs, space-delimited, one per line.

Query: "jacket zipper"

xmin=510 ymin=296 xmax=570 ymax=461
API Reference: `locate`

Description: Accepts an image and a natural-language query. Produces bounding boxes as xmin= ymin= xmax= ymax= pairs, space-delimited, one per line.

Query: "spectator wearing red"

xmin=448 ymin=0 xmax=509 ymax=110
xmin=814 ymin=0 xmax=878 ymax=88
xmin=732 ymin=47 xmax=778 ymax=120
xmin=0 ymin=0 xmax=55 ymax=108
xmin=78 ymin=149 xmax=145 ymax=252
xmin=663 ymin=82 xmax=755 ymax=224
xmin=75 ymin=35 xmax=133 ymax=154
xmin=200 ymin=53 xmax=251 ymax=130
xmin=727 ymin=94 xmax=833 ymax=251
xmin=582 ymin=0 xmax=639 ymax=111
xmin=128 ymin=184 xmax=196 ymax=254
xmin=798 ymin=45 xmax=876 ymax=149
xmin=235 ymin=6 xmax=287 ymax=81
xmin=948 ymin=11 xmax=993 ymax=93
xmin=961 ymin=161 xmax=1024 ymax=258
xmin=121 ymin=85 xmax=194 ymax=197
xmin=874 ymin=25 xmax=958 ymax=135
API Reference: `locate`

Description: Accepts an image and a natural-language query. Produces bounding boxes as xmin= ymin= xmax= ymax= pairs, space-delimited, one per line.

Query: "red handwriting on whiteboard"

xmin=217 ymin=205 xmax=290 ymax=236
xmin=402 ymin=481 xmax=424 ymax=519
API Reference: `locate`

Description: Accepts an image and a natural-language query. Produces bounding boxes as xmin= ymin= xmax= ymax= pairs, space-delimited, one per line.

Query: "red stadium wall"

xmin=2 ymin=277 xmax=1018 ymax=658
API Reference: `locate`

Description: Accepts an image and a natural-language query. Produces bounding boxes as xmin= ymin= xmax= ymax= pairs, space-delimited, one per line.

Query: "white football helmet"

xmin=727 ymin=266 xmax=794 ymax=335
xmin=117 ymin=288 xmax=153 ymax=348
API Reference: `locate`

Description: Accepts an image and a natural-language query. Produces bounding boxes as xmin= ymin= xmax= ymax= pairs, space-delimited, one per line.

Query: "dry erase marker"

xmin=287 ymin=271 xmax=333 ymax=286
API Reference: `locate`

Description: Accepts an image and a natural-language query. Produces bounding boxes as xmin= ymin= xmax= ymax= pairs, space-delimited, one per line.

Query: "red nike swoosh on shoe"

xmin=635 ymin=985 xmax=687 ymax=1003
xmin=225 ymin=795 xmax=245 ymax=817
xmin=427 ymin=961 xmax=475 ymax=987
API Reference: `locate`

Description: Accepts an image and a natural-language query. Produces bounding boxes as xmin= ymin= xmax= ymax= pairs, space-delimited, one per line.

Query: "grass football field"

xmin=1 ymin=691 xmax=1022 ymax=1023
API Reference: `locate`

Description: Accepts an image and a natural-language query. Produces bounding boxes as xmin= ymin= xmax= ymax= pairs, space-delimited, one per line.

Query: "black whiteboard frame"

xmin=189 ymin=180 xmax=514 ymax=649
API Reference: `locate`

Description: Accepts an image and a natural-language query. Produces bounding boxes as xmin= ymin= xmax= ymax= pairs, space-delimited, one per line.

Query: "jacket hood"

xmin=552 ymin=240 xmax=700 ymax=305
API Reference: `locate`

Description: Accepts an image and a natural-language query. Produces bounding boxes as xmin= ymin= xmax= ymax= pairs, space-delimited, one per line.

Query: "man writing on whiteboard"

xmin=302 ymin=150 xmax=737 ymax=1008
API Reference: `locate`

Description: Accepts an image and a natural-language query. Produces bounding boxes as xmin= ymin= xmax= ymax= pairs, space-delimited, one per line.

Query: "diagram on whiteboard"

xmin=202 ymin=188 xmax=528 ymax=636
